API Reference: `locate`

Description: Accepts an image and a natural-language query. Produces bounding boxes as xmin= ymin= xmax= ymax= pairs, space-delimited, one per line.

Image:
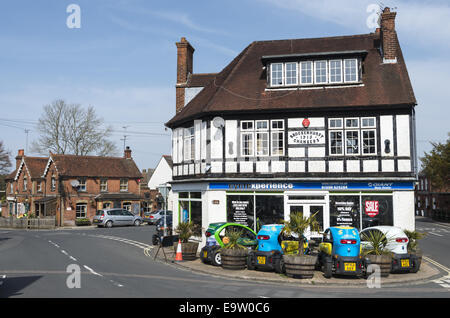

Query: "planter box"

xmin=366 ymin=254 xmax=392 ymax=277
xmin=173 ymin=242 xmax=199 ymax=261
xmin=220 ymin=249 xmax=249 ymax=270
xmin=283 ymin=254 xmax=317 ymax=279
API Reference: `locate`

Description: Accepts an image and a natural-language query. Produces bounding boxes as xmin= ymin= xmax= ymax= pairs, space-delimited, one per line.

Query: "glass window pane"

xmin=271 ymin=63 xmax=283 ymax=86
xmin=285 ymin=62 xmax=298 ymax=85
xmin=314 ymin=61 xmax=328 ymax=84
xmin=300 ymin=61 xmax=313 ymax=84
xmin=330 ymin=131 xmax=343 ymax=155
xmin=255 ymin=195 xmax=285 ymax=230
xmin=362 ymin=130 xmax=376 ymax=154
xmin=329 ymin=195 xmax=360 ymax=229
xmin=346 ymin=130 xmax=359 ymax=154
xmin=329 ymin=60 xmax=342 ymax=83
xmin=256 ymin=132 xmax=269 ymax=156
xmin=227 ymin=195 xmax=255 ymax=230
xmin=344 ymin=59 xmax=358 ymax=82
xmin=361 ymin=196 xmax=393 ymax=229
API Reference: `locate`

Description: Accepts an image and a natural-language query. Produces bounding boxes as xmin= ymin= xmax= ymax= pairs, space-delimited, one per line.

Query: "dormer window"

xmin=268 ymin=57 xmax=360 ymax=88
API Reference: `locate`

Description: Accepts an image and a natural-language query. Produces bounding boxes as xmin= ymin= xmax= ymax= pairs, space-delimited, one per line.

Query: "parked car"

xmin=247 ymin=224 xmax=309 ymax=273
xmin=200 ymin=222 xmax=257 ymax=266
xmin=93 ymin=208 xmax=142 ymax=228
xmin=152 ymin=215 xmax=173 ymax=245
xmin=360 ymin=226 xmax=421 ymax=273
xmin=144 ymin=210 xmax=172 ymax=225
xmin=317 ymin=226 xmax=364 ymax=278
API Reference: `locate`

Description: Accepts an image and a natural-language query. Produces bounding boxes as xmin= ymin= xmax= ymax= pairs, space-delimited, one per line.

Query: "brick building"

xmin=3 ymin=147 xmax=143 ymax=226
xmin=415 ymin=172 xmax=450 ymax=221
xmin=165 ymin=7 xmax=418 ymax=245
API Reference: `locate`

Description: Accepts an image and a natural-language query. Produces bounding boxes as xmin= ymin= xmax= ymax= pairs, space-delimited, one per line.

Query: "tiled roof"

xmin=166 ymin=33 xmax=416 ymax=127
xmin=186 ymin=73 xmax=217 ymax=87
xmin=50 ymin=154 xmax=142 ymax=179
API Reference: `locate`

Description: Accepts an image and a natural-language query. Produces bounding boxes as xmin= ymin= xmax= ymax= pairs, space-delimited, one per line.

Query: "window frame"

xmin=284 ymin=62 xmax=298 ymax=86
xmin=270 ymin=63 xmax=284 ymax=87
xmin=255 ymin=131 xmax=269 ymax=157
xmin=345 ymin=129 xmax=360 ymax=155
xmin=329 ymin=130 xmax=344 ymax=156
xmin=361 ymin=129 xmax=377 ymax=155
xmin=120 ymin=178 xmax=129 ymax=192
xmin=328 ymin=118 xmax=343 ymax=129
xmin=241 ymin=131 xmax=254 ymax=157
xmin=314 ymin=60 xmax=328 ymax=84
xmin=299 ymin=61 xmax=313 ymax=85
xmin=329 ymin=59 xmax=343 ymax=84
xmin=345 ymin=117 xmax=360 ymax=129
xmin=183 ymin=126 xmax=195 ymax=161
xmin=361 ymin=117 xmax=376 ymax=128
xmin=78 ymin=178 xmax=87 ymax=192
xmin=100 ymin=179 xmax=108 ymax=192
xmin=344 ymin=58 xmax=359 ymax=83
xmin=75 ymin=203 xmax=87 ymax=219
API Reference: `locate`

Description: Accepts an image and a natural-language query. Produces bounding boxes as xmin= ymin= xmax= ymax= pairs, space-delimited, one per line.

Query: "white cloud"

xmin=258 ymin=0 xmax=450 ymax=48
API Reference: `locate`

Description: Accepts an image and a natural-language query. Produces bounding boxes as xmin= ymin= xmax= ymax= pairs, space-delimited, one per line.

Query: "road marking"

xmin=88 ymin=234 xmax=153 ymax=250
xmin=424 ymin=256 xmax=450 ymax=291
xmin=83 ymin=265 xmax=103 ymax=277
xmin=429 ymin=232 xmax=443 ymax=237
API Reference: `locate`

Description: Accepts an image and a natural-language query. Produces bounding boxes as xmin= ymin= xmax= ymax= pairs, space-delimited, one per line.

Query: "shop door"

xmin=288 ymin=203 xmax=325 ymax=238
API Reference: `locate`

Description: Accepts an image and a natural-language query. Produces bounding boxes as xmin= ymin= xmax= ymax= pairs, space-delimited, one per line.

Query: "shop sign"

xmin=334 ymin=200 xmax=358 ymax=227
xmin=210 ymin=181 xmax=414 ymax=191
xmin=288 ymin=130 xmax=325 ymax=145
xmin=364 ymin=200 xmax=379 ymax=217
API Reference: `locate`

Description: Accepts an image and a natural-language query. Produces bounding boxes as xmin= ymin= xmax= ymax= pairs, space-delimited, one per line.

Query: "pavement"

xmin=149 ymin=244 xmax=442 ymax=287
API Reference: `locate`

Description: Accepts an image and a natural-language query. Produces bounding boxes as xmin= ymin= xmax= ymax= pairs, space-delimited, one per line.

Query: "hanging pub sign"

xmin=288 ymin=130 xmax=325 ymax=145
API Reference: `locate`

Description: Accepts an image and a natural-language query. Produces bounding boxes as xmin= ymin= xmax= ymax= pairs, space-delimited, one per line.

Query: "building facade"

xmin=166 ymin=8 xmax=418 ymax=243
xmin=415 ymin=173 xmax=450 ymax=220
xmin=3 ymin=147 xmax=143 ymax=226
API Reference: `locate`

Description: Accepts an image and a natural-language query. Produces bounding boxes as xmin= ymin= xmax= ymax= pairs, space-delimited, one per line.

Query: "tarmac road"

xmin=0 ymin=219 xmax=449 ymax=299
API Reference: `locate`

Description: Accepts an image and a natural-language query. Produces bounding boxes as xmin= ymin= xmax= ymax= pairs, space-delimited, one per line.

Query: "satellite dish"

xmin=70 ymin=180 xmax=80 ymax=188
xmin=212 ymin=117 xmax=225 ymax=128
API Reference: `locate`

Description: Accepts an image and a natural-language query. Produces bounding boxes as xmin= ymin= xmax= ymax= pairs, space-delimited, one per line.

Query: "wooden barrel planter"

xmin=283 ymin=254 xmax=317 ymax=279
xmin=366 ymin=254 xmax=392 ymax=277
xmin=220 ymin=249 xmax=248 ymax=270
xmin=173 ymin=242 xmax=199 ymax=261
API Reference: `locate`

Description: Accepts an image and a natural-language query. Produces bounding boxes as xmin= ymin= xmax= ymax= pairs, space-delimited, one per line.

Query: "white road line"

xmin=83 ymin=265 xmax=103 ymax=277
xmin=61 ymin=250 xmax=68 ymax=256
xmin=429 ymin=232 xmax=443 ymax=237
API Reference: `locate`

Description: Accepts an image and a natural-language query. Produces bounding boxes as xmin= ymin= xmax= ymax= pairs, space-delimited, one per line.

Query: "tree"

xmin=420 ymin=133 xmax=450 ymax=191
xmin=0 ymin=140 xmax=12 ymax=174
xmin=31 ymin=99 xmax=118 ymax=156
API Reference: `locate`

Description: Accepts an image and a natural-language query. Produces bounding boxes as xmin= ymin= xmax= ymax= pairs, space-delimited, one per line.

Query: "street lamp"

xmin=157 ymin=183 xmax=170 ymax=236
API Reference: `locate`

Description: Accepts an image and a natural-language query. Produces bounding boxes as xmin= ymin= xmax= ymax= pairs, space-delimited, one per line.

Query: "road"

xmin=0 ymin=219 xmax=449 ymax=300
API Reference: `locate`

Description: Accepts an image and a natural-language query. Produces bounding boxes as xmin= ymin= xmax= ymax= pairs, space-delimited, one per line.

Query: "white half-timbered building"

xmin=166 ymin=8 xmax=417 ymax=242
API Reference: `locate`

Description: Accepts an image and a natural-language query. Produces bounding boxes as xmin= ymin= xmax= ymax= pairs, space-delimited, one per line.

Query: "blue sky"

xmin=0 ymin=0 xmax=449 ymax=171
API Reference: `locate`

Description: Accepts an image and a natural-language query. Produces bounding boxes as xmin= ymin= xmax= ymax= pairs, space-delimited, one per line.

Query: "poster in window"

xmin=227 ymin=195 xmax=254 ymax=229
xmin=329 ymin=196 xmax=360 ymax=228
xmin=362 ymin=195 xmax=393 ymax=228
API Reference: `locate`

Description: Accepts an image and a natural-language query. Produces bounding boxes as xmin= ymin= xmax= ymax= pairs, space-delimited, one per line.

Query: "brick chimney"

xmin=16 ymin=149 xmax=24 ymax=169
xmin=380 ymin=7 xmax=398 ymax=63
xmin=176 ymin=37 xmax=195 ymax=114
xmin=124 ymin=146 xmax=132 ymax=159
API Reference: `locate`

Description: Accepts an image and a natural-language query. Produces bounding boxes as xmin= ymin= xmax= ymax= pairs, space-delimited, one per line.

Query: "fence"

xmin=0 ymin=216 xmax=56 ymax=229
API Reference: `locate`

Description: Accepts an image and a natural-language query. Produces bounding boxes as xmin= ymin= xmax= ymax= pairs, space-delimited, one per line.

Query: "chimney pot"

xmin=124 ymin=146 xmax=132 ymax=159
xmin=16 ymin=149 xmax=24 ymax=169
xmin=380 ymin=7 xmax=398 ymax=63
xmin=176 ymin=37 xmax=195 ymax=114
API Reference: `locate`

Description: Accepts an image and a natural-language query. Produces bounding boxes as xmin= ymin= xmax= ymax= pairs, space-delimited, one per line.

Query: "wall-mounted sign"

xmin=212 ymin=200 xmax=220 ymax=205
xmin=288 ymin=130 xmax=325 ymax=145
xmin=302 ymin=118 xmax=310 ymax=128
xmin=210 ymin=181 xmax=414 ymax=191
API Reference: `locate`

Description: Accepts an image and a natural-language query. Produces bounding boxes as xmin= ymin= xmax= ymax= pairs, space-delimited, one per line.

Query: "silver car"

xmin=93 ymin=208 xmax=142 ymax=228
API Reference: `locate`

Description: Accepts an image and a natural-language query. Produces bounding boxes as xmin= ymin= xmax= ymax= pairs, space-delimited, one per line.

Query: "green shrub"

xmin=75 ymin=218 xmax=91 ymax=226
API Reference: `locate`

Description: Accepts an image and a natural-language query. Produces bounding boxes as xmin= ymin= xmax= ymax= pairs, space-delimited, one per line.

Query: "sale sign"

xmin=365 ymin=200 xmax=379 ymax=217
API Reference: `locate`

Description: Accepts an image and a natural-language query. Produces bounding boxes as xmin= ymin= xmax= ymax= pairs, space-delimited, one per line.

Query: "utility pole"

xmin=24 ymin=129 xmax=30 ymax=153
xmin=120 ymin=125 xmax=129 ymax=151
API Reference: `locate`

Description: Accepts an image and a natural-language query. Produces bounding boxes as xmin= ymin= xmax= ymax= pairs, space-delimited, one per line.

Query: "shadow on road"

xmin=0 ymin=276 xmax=42 ymax=298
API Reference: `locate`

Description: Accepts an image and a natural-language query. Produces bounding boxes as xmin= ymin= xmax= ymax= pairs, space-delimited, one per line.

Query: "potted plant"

xmin=360 ymin=230 xmax=393 ymax=277
xmin=174 ymin=221 xmax=200 ymax=260
xmin=404 ymin=229 xmax=425 ymax=273
xmin=220 ymin=229 xmax=249 ymax=270
xmin=281 ymin=212 xmax=319 ymax=279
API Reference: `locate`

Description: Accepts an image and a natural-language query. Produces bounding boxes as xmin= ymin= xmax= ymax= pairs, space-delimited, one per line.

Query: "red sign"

xmin=302 ymin=118 xmax=310 ymax=128
xmin=365 ymin=201 xmax=379 ymax=217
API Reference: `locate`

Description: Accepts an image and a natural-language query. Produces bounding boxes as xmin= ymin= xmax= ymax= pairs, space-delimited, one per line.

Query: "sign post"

xmin=157 ymin=183 xmax=170 ymax=236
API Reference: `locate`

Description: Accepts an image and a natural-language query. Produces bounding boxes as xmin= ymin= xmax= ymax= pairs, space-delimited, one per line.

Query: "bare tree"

xmin=31 ymin=99 xmax=118 ymax=156
xmin=0 ymin=140 xmax=12 ymax=174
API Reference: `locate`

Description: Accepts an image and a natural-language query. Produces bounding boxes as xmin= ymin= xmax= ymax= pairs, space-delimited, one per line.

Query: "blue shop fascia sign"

xmin=209 ymin=181 xmax=414 ymax=191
